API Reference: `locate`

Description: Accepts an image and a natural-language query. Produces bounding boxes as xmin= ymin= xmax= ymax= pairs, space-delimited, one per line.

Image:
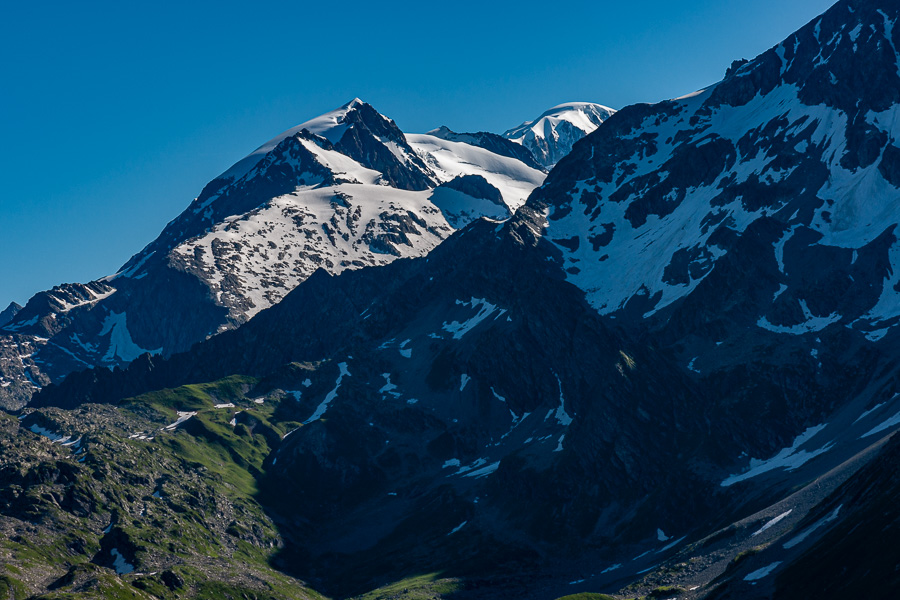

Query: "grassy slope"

xmin=0 ymin=375 xmax=321 ymax=600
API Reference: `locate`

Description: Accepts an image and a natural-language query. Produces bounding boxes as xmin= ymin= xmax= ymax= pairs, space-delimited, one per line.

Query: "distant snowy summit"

xmin=503 ymin=102 xmax=616 ymax=169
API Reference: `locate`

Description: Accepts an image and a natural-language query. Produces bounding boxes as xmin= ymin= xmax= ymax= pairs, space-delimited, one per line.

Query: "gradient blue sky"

xmin=1 ymin=0 xmax=836 ymax=306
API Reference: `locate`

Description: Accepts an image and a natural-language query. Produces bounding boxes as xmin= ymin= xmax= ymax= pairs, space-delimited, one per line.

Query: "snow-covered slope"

xmin=503 ymin=102 xmax=616 ymax=168
xmin=0 ymin=100 xmax=548 ymax=410
xmin=408 ymin=133 xmax=546 ymax=212
xmin=534 ymin=0 xmax=900 ymax=340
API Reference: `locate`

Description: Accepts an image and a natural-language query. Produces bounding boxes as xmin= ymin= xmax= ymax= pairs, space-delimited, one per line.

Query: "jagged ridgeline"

xmin=5 ymin=0 xmax=900 ymax=599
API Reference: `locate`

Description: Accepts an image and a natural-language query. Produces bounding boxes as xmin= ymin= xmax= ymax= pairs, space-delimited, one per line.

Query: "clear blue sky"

xmin=1 ymin=0 xmax=836 ymax=307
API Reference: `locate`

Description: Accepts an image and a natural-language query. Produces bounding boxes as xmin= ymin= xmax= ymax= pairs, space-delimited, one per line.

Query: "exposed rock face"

xmin=431 ymin=175 xmax=509 ymax=228
xmin=428 ymin=126 xmax=546 ymax=171
xmin=332 ymin=101 xmax=437 ymax=191
xmin=0 ymin=302 xmax=21 ymax=328
xmin=440 ymin=174 xmax=503 ymax=204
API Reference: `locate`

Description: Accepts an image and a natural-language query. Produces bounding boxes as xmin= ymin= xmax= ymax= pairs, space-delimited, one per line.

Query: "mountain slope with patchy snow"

xmin=0 ymin=100 xmax=549 ymax=410
xmin=533 ymin=0 xmax=900 ymax=341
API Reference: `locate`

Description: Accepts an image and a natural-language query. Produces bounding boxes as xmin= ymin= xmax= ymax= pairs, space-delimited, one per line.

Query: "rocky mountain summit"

xmin=0 ymin=302 xmax=21 ymax=328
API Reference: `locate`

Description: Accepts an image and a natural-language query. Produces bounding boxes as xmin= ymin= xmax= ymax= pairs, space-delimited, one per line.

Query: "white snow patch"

xmin=743 ymin=562 xmax=782 ymax=582
xmin=721 ymin=424 xmax=832 ymax=486
xmin=854 ymin=402 xmax=887 ymax=424
xmin=459 ymin=374 xmax=470 ymax=391
xmin=214 ymin=403 xmax=235 ymax=408
xmin=783 ymin=505 xmax=842 ymax=549
xmin=453 ymin=458 xmax=500 ymax=478
xmin=657 ymin=528 xmax=670 ymax=542
xmin=632 ymin=549 xmax=653 ymax=561
xmin=99 ymin=311 xmax=161 ymax=363
xmin=463 ymin=461 xmax=500 ymax=478
xmin=408 ymin=132 xmax=544 ymax=212
xmin=752 ymin=509 xmax=793 ymax=536
xmin=28 ymin=424 xmax=67 ymax=442
xmin=657 ymin=536 xmax=686 ymax=553
xmin=860 ymin=406 xmax=900 ymax=438
xmin=303 ymin=362 xmax=349 ymax=424
xmin=163 ymin=412 xmax=197 ymax=431
xmin=379 ymin=373 xmax=401 ymax=398
xmin=757 ymin=300 xmax=842 ymax=335
xmin=110 ymin=548 xmax=135 ymax=575
xmin=554 ymin=375 xmax=573 ymax=426
xmin=442 ymin=298 xmax=500 ymax=339
xmin=554 ymin=434 xmax=565 ymax=452
xmin=447 ymin=521 xmax=468 ymax=535
xmin=601 ymin=563 xmax=622 ymax=574
xmin=674 ymin=88 xmax=707 ymax=101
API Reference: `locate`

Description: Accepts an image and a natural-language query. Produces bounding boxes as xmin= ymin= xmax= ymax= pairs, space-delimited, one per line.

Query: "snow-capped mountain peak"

xmin=503 ymin=102 xmax=616 ymax=168
xmin=221 ymin=98 xmax=394 ymax=182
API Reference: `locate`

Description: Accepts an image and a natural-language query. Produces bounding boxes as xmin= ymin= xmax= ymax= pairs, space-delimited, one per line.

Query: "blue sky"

xmin=1 ymin=0 xmax=836 ymax=306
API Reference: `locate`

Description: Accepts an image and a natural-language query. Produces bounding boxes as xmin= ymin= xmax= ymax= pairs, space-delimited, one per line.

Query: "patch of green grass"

xmin=1 ymin=374 xmax=330 ymax=600
xmin=0 ymin=574 xmax=28 ymax=600
xmin=730 ymin=546 xmax=764 ymax=567
xmin=555 ymin=593 xmax=617 ymax=600
xmin=1 ymin=531 xmax=91 ymax=570
xmin=32 ymin=565 xmax=155 ymax=600
xmin=647 ymin=586 xmax=685 ymax=598
xmin=713 ymin=545 xmax=767 ymax=583
xmin=122 ymin=375 xmax=259 ymax=415
xmin=353 ymin=573 xmax=462 ymax=600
